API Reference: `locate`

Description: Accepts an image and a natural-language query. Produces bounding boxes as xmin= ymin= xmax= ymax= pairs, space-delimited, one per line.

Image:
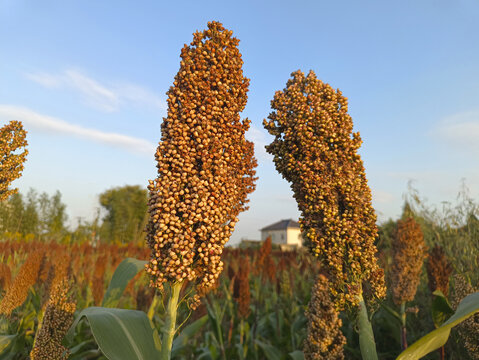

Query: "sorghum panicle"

xmin=30 ymin=278 xmax=76 ymax=360
xmin=452 ymin=275 xmax=479 ymax=359
xmin=426 ymin=244 xmax=453 ymax=297
xmin=304 ymin=274 xmax=346 ymax=360
xmin=0 ymin=120 xmax=28 ymax=201
xmin=391 ymin=217 xmax=427 ymax=304
xmin=0 ymin=263 xmax=12 ymax=291
xmin=254 ymin=236 xmax=272 ymax=275
xmin=233 ymin=255 xmax=250 ymax=318
xmin=92 ymin=253 xmax=107 ymax=305
xmin=145 ymin=21 xmax=257 ymax=307
xmin=0 ymin=249 xmax=44 ymax=316
xmin=263 ymin=70 xmax=385 ymax=308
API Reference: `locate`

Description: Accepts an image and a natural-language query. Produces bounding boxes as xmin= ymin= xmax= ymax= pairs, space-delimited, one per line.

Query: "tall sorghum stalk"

xmin=145 ymin=21 xmax=257 ymax=359
xmin=390 ymin=217 xmax=427 ymax=350
xmin=264 ymin=70 xmax=386 ymax=359
xmin=0 ymin=120 xmax=28 ymax=201
xmin=426 ymin=244 xmax=453 ymax=360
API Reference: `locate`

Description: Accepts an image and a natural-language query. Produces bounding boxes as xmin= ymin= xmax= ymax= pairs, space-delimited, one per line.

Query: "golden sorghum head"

xmin=452 ymin=275 xmax=479 ymax=359
xmin=264 ymin=254 xmax=276 ymax=284
xmin=263 ymin=70 xmax=385 ymax=308
xmin=0 ymin=120 xmax=28 ymax=201
xmin=390 ymin=217 xmax=427 ymax=305
xmin=0 ymin=263 xmax=12 ymax=291
xmin=426 ymin=244 xmax=453 ymax=297
xmin=304 ymin=274 xmax=346 ymax=360
xmin=0 ymin=250 xmax=44 ymax=316
xmin=92 ymin=253 xmax=108 ymax=306
xmin=30 ymin=278 xmax=76 ymax=360
xmin=233 ymin=256 xmax=250 ymax=318
xmin=254 ymin=236 xmax=272 ymax=275
xmin=145 ymin=21 xmax=257 ymax=308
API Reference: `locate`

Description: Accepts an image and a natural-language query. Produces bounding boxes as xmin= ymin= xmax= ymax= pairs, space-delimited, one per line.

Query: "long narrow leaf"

xmin=397 ymin=291 xmax=479 ymax=360
xmin=289 ymin=350 xmax=305 ymax=360
xmin=357 ymin=295 xmax=379 ymax=360
xmin=102 ymin=258 xmax=147 ymax=308
xmin=171 ymin=315 xmax=208 ymax=356
xmin=0 ymin=335 xmax=16 ymax=353
xmin=67 ymin=307 xmax=161 ymax=360
xmin=255 ymin=339 xmax=283 ymax=360
xmin=431 ymin=290 xmax=454 ymax=328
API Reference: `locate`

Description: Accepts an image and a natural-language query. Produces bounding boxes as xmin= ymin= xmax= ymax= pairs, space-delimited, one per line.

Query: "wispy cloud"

xmin=433 ymin=109 xmax=479 ymax=154
xmin=372 ymin=189 xmax=395 ymax=204
xmin=0 ymin=105 xmax=156 ymax=156
xmin=246 ymin=125 xmax=272 ymax=161
xmin=24 ymin=69 xmax=166 ymax=113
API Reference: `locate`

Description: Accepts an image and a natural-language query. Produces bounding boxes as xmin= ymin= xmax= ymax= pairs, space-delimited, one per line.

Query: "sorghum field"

xmin=1 ymin=19 xmax=479 ymax=360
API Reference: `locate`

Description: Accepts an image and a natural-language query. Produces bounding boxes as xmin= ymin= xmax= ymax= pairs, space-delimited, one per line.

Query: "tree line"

xmin=0 ymin=185 xmax=147 ymax=244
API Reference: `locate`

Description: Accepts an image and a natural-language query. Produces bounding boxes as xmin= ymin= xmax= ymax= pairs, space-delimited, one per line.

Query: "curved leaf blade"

xmin=172 ymin=314 xmax=208 ymax=356
xmin=431 ymin=290 xmax=453 ymax=328
xmin=289 ymin=350 xmax=305 ymax=360
xmin=255 ymin=339 xmax=282 ymax=360
xmin=397 ymin=291 xmax=479 ymax=360
xmin=68 ymin=307 xmax=161 ymax=360
xmin=102 ymin=258 xmax=147 ymax=308
xmin=0 ymin=335 xmax=16 ymax=353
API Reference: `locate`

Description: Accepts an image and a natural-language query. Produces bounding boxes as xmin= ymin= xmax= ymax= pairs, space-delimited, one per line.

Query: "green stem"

xmin=400 ymin=302 xmax=408 ymax=350
xmin=357 ymin=292 xmax=379 ymax=360
xmin=160 ymin=282 xmax=182 ymax=360
xmin=147 ymin=294 xmax=161 ymax=322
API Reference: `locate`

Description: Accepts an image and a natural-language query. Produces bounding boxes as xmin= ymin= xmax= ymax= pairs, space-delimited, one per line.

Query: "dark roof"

xmin=261 ymin=219 xmax=300 ymax=231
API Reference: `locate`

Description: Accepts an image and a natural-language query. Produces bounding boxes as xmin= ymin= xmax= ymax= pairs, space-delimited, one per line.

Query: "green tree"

xmin=0 ymin=188 xmax=67 ymax=240
xmin=99 ymin=185 xmax=148 ymax=243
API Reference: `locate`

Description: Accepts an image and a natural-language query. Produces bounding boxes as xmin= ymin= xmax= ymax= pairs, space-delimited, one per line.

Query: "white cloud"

xmin=0 ymin=105 xmax=156 ymax=156
xmin=372 ymin=189 xmax=395 ymax=204
xmin=246 ymin=125 xmax=272 ymax=161
xmin=64 ymin=69 xmax=120 ymax=112
xmin=24 ymin=72 xmax=63 ymax=88
xmin=24 ymin=69 xmax=166 ymax=112
xmin=434 ymin=109 xmax=479 ymax=154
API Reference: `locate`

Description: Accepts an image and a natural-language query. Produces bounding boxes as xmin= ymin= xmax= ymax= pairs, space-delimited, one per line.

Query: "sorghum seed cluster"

xmin=0 ymin=120 xmax=28 ymax=201
xmin=452 ymin=275 xmax=479 ymax=359
xmin=233 ymin=255 xmax=251 ymax=318
xmin=426 ymin=244 xmax=453 ymax=297
xmin=0 ymin=249 xmax=44 ymax=316
xmin=145 ymin=21 xmax=257 ymax=307
xmin=304 ymin=274 xmax=346 ymax=360
xmin=391 ymin=217 xmax=427 ymax=305
xmin=263 ymin=70 xmax=385 ymax=308
xmin=30 ymin=278 xmax=76 ymax=360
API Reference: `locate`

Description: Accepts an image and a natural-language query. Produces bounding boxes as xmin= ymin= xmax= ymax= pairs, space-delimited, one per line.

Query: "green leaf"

xmin=102 ymin=258 xmax=147 ymax=308
xmin=397 ymin=291 xmax=479 ymax=360
xmin=67 ymin=307 xmax=161 ymax=360
xmin=255 ymin=339 xmax=282 ymax=360
xmin=171 ymin=315 xmax=208 ymax=356
xmin=431 ymin=290 xmax=454 ymax=328
xmin=0 ymin=335 xmax=16 ymax=353
xmin=289 ymin=350 xmax=305 ymax=360
xmin=381 ymin=303 xmax=402 ymax=324
xmin=357 ymin=294 xmax=379 ymax=360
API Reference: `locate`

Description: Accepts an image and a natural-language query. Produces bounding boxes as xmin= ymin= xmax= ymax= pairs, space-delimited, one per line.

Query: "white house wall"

xmin=261 ymin=229 xmax=287 ymax=244
xmin=286 ymin=228 xmax=302 ymax=247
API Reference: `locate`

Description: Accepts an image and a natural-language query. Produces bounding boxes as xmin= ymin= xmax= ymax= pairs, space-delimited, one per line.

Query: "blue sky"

xmin=1 ymin=0 xmax=479 ymax=244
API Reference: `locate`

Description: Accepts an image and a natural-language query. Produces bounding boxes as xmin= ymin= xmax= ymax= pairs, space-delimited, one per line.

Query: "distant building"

xmin=260 ymin=219 xmax=303 ymax=249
